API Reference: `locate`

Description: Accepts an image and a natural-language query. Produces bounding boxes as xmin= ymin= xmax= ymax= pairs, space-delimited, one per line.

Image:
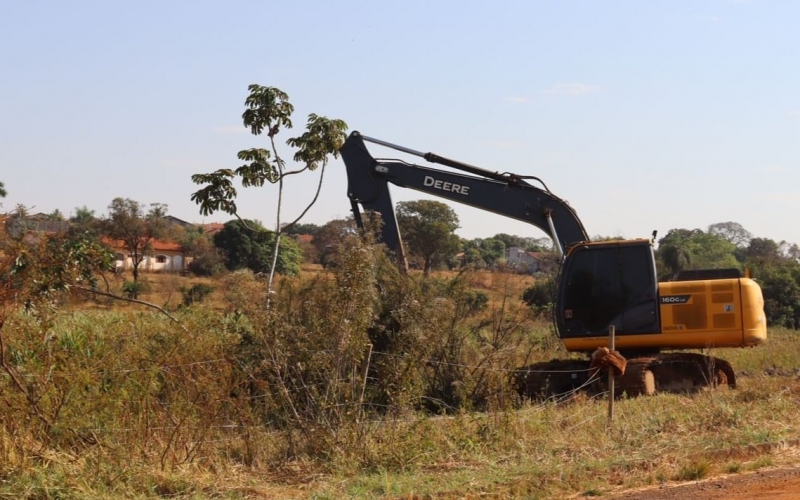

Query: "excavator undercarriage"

xmin=515 ymin=351 xmax=737 ymax=400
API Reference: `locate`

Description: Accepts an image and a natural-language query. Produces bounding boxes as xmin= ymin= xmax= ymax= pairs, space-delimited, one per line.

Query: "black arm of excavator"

xmin=340 ymin=131 xmax=589 ymax=265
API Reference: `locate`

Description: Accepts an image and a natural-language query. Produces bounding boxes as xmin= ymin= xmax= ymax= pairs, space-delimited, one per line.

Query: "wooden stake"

xmin=608 ymin=325 xmax=616 ymax=426
xmin=359 ymin=344 xmax=373 ymax=408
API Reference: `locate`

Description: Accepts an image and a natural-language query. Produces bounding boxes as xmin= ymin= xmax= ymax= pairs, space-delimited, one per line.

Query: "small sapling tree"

xmin=191 ymin=84 xmax=347 ymax=301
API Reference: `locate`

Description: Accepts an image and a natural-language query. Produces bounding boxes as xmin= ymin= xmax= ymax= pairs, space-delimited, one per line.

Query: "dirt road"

xmin=607 ymin=467 xmax=800 ymax=500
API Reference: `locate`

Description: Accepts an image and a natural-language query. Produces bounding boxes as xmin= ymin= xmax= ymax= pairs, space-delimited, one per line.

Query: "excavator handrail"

xmin=362 ymin=133 xmax=550 ymax=189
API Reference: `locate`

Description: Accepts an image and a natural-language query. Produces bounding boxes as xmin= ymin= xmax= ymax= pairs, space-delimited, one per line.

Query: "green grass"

xmin=726 ymin=462 xmax=743 ymax=473
xmin=675 ymin=460 xmax=711 ymax=481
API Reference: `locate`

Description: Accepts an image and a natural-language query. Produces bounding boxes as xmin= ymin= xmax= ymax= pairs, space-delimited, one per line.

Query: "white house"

xmin=505 ymin=247 xmax=557 ymax=274
xmin=105 ymin=238 xmax=186 ymax=273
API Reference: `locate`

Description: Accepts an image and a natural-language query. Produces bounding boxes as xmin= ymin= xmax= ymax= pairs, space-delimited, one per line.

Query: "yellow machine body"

xmin=561 ymin=276 xmax=767 ymax=352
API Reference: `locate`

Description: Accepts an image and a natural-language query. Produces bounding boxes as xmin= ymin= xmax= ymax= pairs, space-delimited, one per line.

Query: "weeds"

xmin=726 ymin=462 xmax=742 ymax=473
xmin=180 ymin=282 xmax=214 ymax=307
xmin=676 ymin=459 xmax=710 ymax=481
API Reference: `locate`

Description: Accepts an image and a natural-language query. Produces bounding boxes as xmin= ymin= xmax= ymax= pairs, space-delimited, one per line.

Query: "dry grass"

xmin=67 ymin=266 xmax=539 ymax=330
xmin=2 ymin=264 xmax=800 ymax=499
xmin=307 ymin=373 xmax=800 ymax=499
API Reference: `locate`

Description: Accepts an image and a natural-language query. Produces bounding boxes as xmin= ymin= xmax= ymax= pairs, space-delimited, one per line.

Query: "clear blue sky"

xmin=2 ymin=1 xmax=798 ymax=244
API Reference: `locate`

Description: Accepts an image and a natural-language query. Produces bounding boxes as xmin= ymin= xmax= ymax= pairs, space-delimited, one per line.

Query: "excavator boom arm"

xmin=340 ymin=132 xmax=589 ymax=257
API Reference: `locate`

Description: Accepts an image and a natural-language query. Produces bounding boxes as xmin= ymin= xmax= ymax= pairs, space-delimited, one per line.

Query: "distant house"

xmin=162 ymin=215 xmax=194 ymax=229
xmin=103 ymin=238 xmax=186 ymax=273
xmin=506 ymin=247 xmax=558 ymax=274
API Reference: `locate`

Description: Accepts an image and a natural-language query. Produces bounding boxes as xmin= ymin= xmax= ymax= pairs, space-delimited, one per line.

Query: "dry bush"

xmin=214 ymin=234 xmax=544 ymax=464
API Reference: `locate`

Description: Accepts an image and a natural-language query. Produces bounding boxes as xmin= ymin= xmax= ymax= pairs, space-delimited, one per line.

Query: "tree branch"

xmin=281 ymin=162 xmax=327 ymax=235
xmin=266 ymin=134 xmax=285 ymax=306
xmin=281 ymin=165 xmax=311 ymax=177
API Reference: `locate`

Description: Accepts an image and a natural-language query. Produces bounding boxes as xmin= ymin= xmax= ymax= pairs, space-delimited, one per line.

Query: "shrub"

xmin=187 ymin=248 xmax=226 ymax=276
xmin=122 ymin=279 xmax=148 ymax=298
xmin=181 ymin=283 xmax=214 ymax=306
xmin=521 ymin=274 xmax=556 ymax=317
xmin=213 ymin=219 xmax=303 ymax=276
xmin=461 ymin=288 xmax=489 ymax=316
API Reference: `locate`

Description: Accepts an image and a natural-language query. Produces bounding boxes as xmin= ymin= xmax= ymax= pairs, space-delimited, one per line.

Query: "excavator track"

xmin=515 ymin=352 xmax=736 ymax=401
xmin=623 ymin=352 xmax=736 ymax=395
xmin=513 ymin=359 xmax=594 ymax=401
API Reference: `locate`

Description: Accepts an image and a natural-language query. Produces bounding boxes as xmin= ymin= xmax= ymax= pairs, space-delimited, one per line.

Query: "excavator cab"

xmin=556 ymin=240 xmax=660 ymax=339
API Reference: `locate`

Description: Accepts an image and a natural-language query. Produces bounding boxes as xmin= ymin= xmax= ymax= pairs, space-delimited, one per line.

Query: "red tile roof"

xmin=102 ymin=237 xmax=183 ymax=252
xmin=203 ymin=223 xmax=225 ymax=235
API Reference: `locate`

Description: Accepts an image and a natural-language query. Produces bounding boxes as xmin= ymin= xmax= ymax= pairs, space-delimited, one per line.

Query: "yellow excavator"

xmin=339 ymin=131 xmax=767 ymax=398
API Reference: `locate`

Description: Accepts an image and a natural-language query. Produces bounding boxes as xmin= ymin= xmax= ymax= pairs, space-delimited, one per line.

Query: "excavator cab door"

xmin=556 ymin=240 xmax=660 ymax=339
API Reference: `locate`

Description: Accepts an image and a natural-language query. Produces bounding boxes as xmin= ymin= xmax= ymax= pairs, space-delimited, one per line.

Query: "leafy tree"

xmin=69 ymin=205 xmax=99 ymax=237
xmin=175 ymin=224 xmax=207 ymax=256
xmin=478 ymin=237 xmax=506 ymax=267
xmin=659 ymin=242 xmax=693 ymax=278
xmin=396 ymin=200 xmax=461 ymax=275
xmin=521 ymin=275 xmax=557 ymax=317
xmin=3 ymin=205 xmax=33 ymax=238
xmin=492 ymin=233 xmax=527 ymax=250
xmin=176 ymin=225 xmax=225 ymax=276
xmin=71 ymin=205 xmax=96 ymax=223
xmin=0 ymin=181 xmax=6 ymax=198
xmin=45 ymin=209 xmax=65 ymax=221
xmin=312 ymin=217 xmax=359 ymax=268
xmin=186 ymin=246 xmax=226 ymax=276
xmin=492 ymin=233 xmax=552 ymax=252
xmin=191 ymin=84 xmax=347 ymax=302
xmin=526 ymin=237 xmax=554 ymax=252
xmin=102 ymin=198 xmax=168 ymax=294
xmin=281 ymin=222 xmax=323 ymax=263
xmin=149 ymin=203 xmax=168 ymax=219
xmin=738 ymin=237 xmax=800 ymax=328
xmin=282 ymin=222 xmax=321 ymax=236
xmin=752 ymin=261 xmax=800 ymax=328
xmin=690 ymin=232 xmax=739 ymax=270
xmin=1 ymin=232 xmax=114 ymax=325
xmin=458 ymin=237 xmax=505 ymax=268
xmin=744 ymin=237 xmax=782 ymax=264
xmin=457 ymin=239 xmax=487 ymax=269
xmin=708 ymin=221 xmax=752 ymax=248
xmin=213 ymin=219 xmax=302 ymax=276
xmin=779 ymin=241 xmax=800 ymax=262
xmin=214 ymin=219 xmax=269 ymax=272
xmin=657 ymin=228 xmax=738 ymax=279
